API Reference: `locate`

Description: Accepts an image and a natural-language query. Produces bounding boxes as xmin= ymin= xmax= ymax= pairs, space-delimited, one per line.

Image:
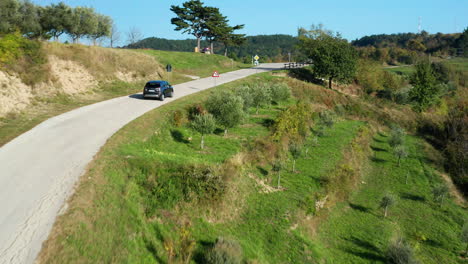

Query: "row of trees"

xmin=170 ymin=0 xmax=246 ymax=55
xmin=126 ymin=34 xmax=298 ymax=62
xmin=190 ymin=82 xmax=291 ymax=149
xmin=0 ymin=0 xmax=113 ymax=45
xmin=352 ymin=30 xmax=467 ymax=57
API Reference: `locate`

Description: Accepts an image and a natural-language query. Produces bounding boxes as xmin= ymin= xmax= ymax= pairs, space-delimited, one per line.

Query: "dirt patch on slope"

xmin=0 ymin=71 xmax=33 ymax=116
xmin=48 ymin=56 xmax=97 ymax=94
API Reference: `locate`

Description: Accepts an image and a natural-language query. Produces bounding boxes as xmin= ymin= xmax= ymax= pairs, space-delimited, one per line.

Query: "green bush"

xmin=179 ymin=164 xmax=225 ymax=202
xmin=234 ymin=85 xmax=254 ymax=112
xmin=386 ymin=238 xmax=419 ymax=264
xmin=0 ymin=32 xmax=48 ymax=85
xmin=273 ymin=102 xmax=312 ymax=141
xmin=205 ymin=237 xmax=243 ymax=264
xmin=270 ymin=82 xmax=291 ymax=103
xmin=206 ymin=91 xmax=245 ymax=135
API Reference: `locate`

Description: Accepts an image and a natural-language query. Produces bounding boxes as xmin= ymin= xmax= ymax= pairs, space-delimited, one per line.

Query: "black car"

xmin=143 ymin=80 xmax=174 ymax=101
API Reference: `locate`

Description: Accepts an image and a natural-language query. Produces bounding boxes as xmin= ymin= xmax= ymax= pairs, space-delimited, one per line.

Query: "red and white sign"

xmin=212 ymin=71 xmax=220 ymax=77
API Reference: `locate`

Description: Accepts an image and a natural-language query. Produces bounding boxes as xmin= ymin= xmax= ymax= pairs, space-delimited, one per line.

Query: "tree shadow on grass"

xmin=372 ymin=137 xmax=386 ymax=143
xmin=370 ymin=157 xmax=387 ymax=163
xmin=260 ymin=118 xmax=275 ymax=128
xmin=192 ymin=240 xmax=214 ymax=264
xmin=257 ymin=166 xmax=269 ymax=176
xmin=214 ymin=128 xmax=224 ymax=135
xmin=371 ymin=146 xmax=387 ymax=152
xmin=400 ymin=192 xmax=426 ymax=202
xmin=342 ymin=236 xmax=386 ymax=262
xmin=144 ymin=238 xmax=166 ymax=264
xmin=171 ymin=129 xmax=190 ymax=144
xmin=377 ymin=132 xmax=388 ymax=138
xmin=349 ymin=203 xmax=371 ymax=213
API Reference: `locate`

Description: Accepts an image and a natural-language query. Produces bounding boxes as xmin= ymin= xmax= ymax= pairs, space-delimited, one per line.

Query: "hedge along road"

xmin=0 ymin=63 xmax=284 ymax=264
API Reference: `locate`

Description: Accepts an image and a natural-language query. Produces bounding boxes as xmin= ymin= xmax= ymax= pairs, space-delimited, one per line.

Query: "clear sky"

xmin=33 ymin=0 xmax=468 ymax=44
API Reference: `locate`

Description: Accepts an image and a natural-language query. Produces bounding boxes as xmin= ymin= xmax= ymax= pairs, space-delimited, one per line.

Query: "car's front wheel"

xmin=159 ymin=93 xmax=165 ymax=101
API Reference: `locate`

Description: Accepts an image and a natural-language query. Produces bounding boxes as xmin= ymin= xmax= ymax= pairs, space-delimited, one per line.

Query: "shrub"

xmin=432 ymin=184 xmax=449 ymax=206
xmin=386 ymin=237 xmax=419 ymax=264
xmin=172 ymin=110 xmax=187 ymax=127
xmin=205 ymin=237 xmax=243 ymax=264
xmin=180 ymin=164 xmax=225 ymax=202
xmin=206 ymin=91 xmax=244 ymax=136
xmin=234 ymin=85 xmax=254 ymax=112
xmin=0 ymin=32 xmax=49 ymax=85
xmin=251 ymin=83 xmax=272 ymax=114
xmin=319 ymin=110 xmax=336 ymax=129
xmin=273 ymin=102 xmax=312 ymax=141
xmin=187 ymin=104 xmax=207 ymax=120
xmin=270 ymin=82 xmax=291 ymax=103
xmin=389 ymin=125 xmax=405 ymax=147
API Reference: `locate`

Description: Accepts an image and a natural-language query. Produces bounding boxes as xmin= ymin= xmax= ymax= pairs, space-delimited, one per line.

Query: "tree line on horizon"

xmin=0 ymin=0 xmax=113 ymax=45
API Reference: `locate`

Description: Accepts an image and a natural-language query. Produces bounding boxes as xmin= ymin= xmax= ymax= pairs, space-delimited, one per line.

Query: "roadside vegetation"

xmin=0 ymin=40 xmax=244 ymax=147
xmin=38 ymin=67 xmax=467 ymax=263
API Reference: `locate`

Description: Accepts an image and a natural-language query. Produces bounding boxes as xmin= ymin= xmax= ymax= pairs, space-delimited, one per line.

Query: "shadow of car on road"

xmin=128 ymin=94 xmax=146 ymax=100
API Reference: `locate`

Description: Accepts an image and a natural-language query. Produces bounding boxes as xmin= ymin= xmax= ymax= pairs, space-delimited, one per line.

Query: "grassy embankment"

xmin=384 ymin=57 xmax=468 ymax=76
xmin=0 ymin=41 xmax=246 ymax=146
xmin=38 ymin=72 xmax=365 ymax=263
xmin=316 ymin=132 xmax=466 ymax=263
xmin=140 ymin=49 xmax=250 ymax=78
xmin=38 ymin=70 xmax=466 ymax=263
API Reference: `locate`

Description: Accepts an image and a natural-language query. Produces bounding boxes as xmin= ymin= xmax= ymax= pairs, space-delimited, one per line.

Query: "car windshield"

xmin=146 ymin=83 xmax=161 ymax=88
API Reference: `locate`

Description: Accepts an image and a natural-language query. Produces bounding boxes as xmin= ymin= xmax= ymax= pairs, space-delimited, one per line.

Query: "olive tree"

xmin=432 ymin=184 xmax=449 ymax=206
xmin=289 ymin=143 xmax=302 ymax=173
xmin=272 ymin=159 xmax=284 ymax=189
xmin=206 ymin=91 xmax=244 ymax=136
xmin=389 ymin=125 xmax=405 ymax=147
xmin=191 ymin=113 xmax=216 ymax=149
xmin=252 ymin=83 xmax=272 ymax=114
xmin=41 ymin=2 xmax=72 ymax=41
xmin=394 ymin=145 xmax=408 ymax=167
xmin=67 ymin=7 xmax=98 ymax=43
xmin=89 ymin=14 xmax=112 ymax=45
xmin=270 ymin=82 xmax=291 ymax=104
xmin=234 ymin=85 xmax=253 ymax=112
xmin=380 ymin=193 xmax=396 ymax=218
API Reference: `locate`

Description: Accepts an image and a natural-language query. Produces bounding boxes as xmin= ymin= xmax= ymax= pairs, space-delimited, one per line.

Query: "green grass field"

xmin=445 ymin=57 xmax=468 ymax=71
xmin=316 ymin=132 xmax=467 ymax=263
xmin=140 ymin=49 xmax=250 ymax=78
xmin=384 ymin=66 xmax=415 ymax=76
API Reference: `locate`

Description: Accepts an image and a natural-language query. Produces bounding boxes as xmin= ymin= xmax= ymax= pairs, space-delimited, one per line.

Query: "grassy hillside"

xmin=38 ymin=70 xmax=466 ymax=263
xmin=0 ymin=41 xmax=248 ymax=147
xmin=317 ymin=133 xmax=466 ymax=263
xmin=139 ymin=49 xmax=249 ymax=77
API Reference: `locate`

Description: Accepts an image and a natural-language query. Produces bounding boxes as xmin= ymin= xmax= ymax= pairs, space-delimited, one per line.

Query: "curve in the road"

xmin=0 ymin=63 xmax=284 ymax=264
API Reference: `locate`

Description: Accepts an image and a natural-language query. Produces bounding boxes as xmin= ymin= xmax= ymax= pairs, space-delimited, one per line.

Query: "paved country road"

xmin=0 ymin=63 xmax=284 ymax=264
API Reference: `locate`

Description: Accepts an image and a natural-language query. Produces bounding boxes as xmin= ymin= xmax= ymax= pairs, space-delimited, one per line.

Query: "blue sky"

xmin=34 ymin=0 xmax=468 ymax=44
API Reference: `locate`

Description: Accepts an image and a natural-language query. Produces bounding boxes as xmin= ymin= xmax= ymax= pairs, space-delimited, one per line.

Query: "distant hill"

xmin=125 ymin=34 xmax=299 ymax=62
xmin=352 ymin=31 xmax=462 ymax=55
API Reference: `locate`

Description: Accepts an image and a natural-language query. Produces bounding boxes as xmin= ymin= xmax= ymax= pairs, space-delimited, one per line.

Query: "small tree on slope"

xmin=191 ymin=113 xmax=216 ymax=149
